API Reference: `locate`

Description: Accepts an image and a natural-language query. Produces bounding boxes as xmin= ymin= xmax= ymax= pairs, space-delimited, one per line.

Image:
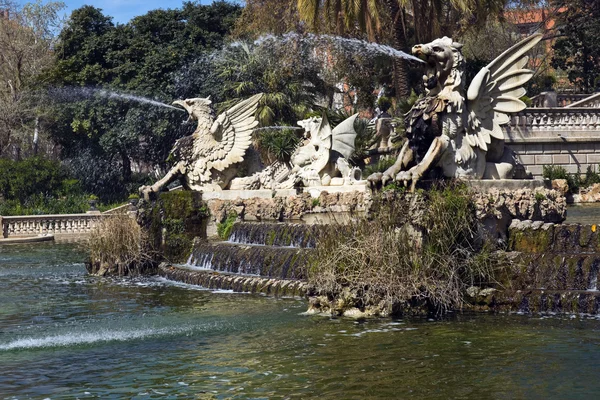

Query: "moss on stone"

xmin=139 ymin=191 xmax=208 ymax=263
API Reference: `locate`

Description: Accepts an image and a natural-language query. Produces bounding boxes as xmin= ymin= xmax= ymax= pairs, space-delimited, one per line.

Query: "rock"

xmin=552 ymin=179 xmax=569 ymax=196
xmin=579 ymin=183 xmax=600 ymax=202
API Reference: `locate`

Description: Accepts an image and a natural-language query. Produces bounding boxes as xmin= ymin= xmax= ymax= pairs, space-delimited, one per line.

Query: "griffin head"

xmin=412 ymin=37 xmax=464 ymax=91
xmin=173 ymin=97 xmax=213 ymax=120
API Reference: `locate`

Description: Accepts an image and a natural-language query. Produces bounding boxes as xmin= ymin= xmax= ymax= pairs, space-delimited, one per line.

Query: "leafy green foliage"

xmin=256 ymin=128 xmax=301 ymax=163
xmin=0 ymin=157 xmax=67 ymax=200
xmin=214 ymin=40 xmax=331 ymax=126
xmin=217 ymin=213 xmax=237 ymax=240
xmin=552 ymin=0 xmax=600 ymax=92
xmin=542 ymin=164 xmax=600 ymax=193
xmin=0 ymin=157 xmax=95 ymax=215
xmin=43 ymin=2 xmax=241 ymax=198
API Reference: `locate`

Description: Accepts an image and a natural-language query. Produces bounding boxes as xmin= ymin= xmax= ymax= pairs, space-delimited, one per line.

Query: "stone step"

xmin=509 ymin=223 xmax=600 ymax=254
xmin=188 ymin=241 xmax=311 ymax=280
xmin=476 ymin=289 xmax=600 ymax=315
xmin=500 ymin=253 xmax=600 ymax=291
xmin=158 ymin=263 xmax=308 ymax=297
xmin=228 ymin=222 xmax=319 ymax=248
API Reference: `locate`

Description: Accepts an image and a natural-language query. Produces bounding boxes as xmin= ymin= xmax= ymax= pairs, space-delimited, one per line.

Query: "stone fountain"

xmin=138 ymin=34 xmax=578 ymax=311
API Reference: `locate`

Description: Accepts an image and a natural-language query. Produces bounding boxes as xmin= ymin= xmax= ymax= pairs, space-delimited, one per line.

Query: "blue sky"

xmin=18 ymin=0 xmax=220 ymax=24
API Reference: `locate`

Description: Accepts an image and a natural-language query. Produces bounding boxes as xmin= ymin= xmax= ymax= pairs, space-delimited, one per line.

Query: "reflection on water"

xmin=566 ymin=203 xmax=600 ymax=224
xmin=2 ymin=243 xmax=600 ymax=398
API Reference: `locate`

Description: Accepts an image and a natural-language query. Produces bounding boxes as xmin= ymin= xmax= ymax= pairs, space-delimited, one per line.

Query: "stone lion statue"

xmin=368 ymin=34 xmax=542 ymax=191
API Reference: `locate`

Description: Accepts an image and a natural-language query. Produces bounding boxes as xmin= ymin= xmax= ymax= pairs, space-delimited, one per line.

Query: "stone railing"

xmin=504 ymin=107 xmax=600 ymax=142
xmin=566 ymin=93 xmax=600 ymax=109
xmin=1 ymin=213 xmax=103 ymax=238
xmin=530 ymin=92 xmax=592 ymax=108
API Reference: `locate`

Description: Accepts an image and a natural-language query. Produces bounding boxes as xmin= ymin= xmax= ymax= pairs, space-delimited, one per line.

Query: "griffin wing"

xmin=207 ymin=93 xmax=263 ymax=172
xmin=465 ymin=34 xmax=542 ymax=155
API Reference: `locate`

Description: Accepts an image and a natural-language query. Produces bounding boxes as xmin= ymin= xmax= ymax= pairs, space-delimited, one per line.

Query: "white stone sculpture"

xmin=287 ymin=113 xmax=362 ymax=187
xmin=368 ymin=34 xmax=543 ymax=191
xmin=227 ymin=113 xmax=363 ymax=190
xmin=140 ymin=93 xmax=263 ymax=198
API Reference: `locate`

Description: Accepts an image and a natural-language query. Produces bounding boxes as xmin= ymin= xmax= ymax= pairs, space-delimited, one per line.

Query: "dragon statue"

xmin=228 ymin=113 xmax=362 ymax=190
xmin=368 ymin=34 xmax=543 ymax=192
xmin=140 ymin=93 xmax=263 ymax=199
xmin=289 ymin=113 xmax=362 ymax=187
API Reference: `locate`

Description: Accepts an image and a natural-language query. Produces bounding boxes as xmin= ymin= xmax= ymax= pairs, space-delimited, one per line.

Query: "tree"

xmin=233 ymin=0 xmax=302 ymax=37
xmin=297 ymin=0 xmax=508 ymax=99
xmin=552 ymin=0 xmax=600 ymax=92
xmin=44 ymin=2 xmax=242 ymax=199
xmin=0 ymin=0 xmax=65 ymax=157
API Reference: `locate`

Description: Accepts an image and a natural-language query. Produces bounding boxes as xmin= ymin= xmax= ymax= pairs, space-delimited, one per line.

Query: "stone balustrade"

xmin=530 ymin=93 xmax=593 ymax=108
xmin=505 ymin=107 xmax=600 ymax=140
xmin=503 ymin=108 xmax=600 ymax=176
xmin=1 ymin=213 xmax=103 ymax=238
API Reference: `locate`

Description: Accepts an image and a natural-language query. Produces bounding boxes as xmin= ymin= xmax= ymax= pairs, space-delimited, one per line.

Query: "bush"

xmin=542 ymin=164 xmax=600 ymax=193
xmin=0 ymin=157 xmax=67 ymax=201
xmin=255 ymin=128 xmax=301 ymax=163
xmin=308 ymin=182 xmax=496 ymax=316
xmin=87 ymin=214 xmax=153 ymax=276
xmin=363 ymin=158 xmax=396 ymax=177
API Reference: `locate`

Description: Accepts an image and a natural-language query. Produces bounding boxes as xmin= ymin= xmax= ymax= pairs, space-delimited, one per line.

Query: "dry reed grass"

xmin=309 ymin=182 xmax=498 ymax=315
xmin=88 ymin=213 xmax=152 ymax=276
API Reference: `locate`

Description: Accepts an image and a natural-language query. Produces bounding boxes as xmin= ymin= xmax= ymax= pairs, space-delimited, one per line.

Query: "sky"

xmin=18 ymin=0 xmax=221 ymax=25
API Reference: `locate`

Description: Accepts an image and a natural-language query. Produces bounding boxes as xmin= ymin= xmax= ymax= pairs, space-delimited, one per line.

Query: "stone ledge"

xmin=467 ymin=179 xmax=549 ymax=192
xmin=200 ymin=189 xmax=297 ymax=200
xmin=158 ymin=263 xmax=308 ymax=297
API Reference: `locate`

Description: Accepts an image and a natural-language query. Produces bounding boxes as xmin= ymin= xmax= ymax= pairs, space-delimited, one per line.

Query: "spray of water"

xmin=247 ymin=33 xmax=426 ymax=64
xmin=49 ymin=87 xmax=185 ymax=112
xmin=253 ymin=126 xmax=303 ymax=132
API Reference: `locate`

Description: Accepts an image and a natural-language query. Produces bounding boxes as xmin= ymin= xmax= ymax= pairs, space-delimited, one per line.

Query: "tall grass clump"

xmin=87 ymin=213 xmax=154 ymax=276
xmin=308 ymin=182 xmax=497 ymax=316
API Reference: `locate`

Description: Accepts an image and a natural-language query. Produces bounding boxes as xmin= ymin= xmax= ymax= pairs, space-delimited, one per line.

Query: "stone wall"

xmin=504 ymin=107 xmax=600 ymax=177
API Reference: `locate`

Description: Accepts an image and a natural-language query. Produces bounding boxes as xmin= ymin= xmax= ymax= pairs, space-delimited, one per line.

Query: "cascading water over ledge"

xmin=228 ymin=222 xmax=319 ymax=248
xmin=187 ymin=242 xmax=309 ymax=279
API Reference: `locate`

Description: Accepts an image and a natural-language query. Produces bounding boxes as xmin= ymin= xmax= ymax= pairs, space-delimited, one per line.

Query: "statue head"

xmin=173 ymin=97 xmax=213 ymax=120
xmin=297 ymin=116 xmax=322 ymax=140
xmin=412 ymin=37 xmax=464 ymax=94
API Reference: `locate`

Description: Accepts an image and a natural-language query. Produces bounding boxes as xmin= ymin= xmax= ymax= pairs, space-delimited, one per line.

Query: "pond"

xmin=566 ymin=203 xmax=600 ymax=224
xmin=2 ymin=243 xmax=600 ymax=399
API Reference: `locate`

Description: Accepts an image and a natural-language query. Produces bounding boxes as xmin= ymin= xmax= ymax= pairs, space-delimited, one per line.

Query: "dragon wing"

xmin=207 ymin=93 xmax=263 ymax=172
xmin=330 ymin=113 xmax=358 ymax=159
xmin=465 ymin=34 xmax=542 ymax=153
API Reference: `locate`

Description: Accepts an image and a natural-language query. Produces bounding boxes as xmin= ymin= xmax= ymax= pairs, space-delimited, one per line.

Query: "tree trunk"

xmin=32 ymin=117 xmax=39 ymax=156
xmin=387 ymin=0 xmax=411 ymax=100
xmin=121 ymin=150 xmax=132 ymax=182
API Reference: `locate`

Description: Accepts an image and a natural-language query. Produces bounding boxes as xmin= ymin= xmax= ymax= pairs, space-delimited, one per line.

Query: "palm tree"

xmin=297 ymin=0 xmax=507 ymax=98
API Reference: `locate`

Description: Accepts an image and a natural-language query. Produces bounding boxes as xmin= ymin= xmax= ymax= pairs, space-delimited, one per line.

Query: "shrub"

xmin=308 ymin=182 xmax=497 ymax=316
xmin=0 ymin=157 xmax=67 ymax=201
xmin=542 ymin=164 xmax=600 ymax=193
xmin=217 ymin=212 xmax=237 ymax=240
xmin=255 ymin=128 xmax=301 ymax=163
xmin=88 ymin=214 xmax=153 ymax=276
xmin=363 ymin=158 xmax=396 ymax=177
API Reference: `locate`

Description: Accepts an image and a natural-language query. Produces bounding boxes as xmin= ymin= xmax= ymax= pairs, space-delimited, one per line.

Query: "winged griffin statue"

xmin=140 ymin=93 xmax=263 ymax=199
xmin=368 ymin=34 xmax=543 ymax=192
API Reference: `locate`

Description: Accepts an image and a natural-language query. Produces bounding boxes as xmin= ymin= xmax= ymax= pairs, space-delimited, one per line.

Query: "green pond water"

xmin=566 ymin=203 xmax=600 ymax=224
xmin=3 ymin=243 xmax=600 ymax=399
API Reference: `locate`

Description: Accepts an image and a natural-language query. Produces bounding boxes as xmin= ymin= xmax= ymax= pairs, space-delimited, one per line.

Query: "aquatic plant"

xmin=308 ymin=182 xmax=498 ymax=316
xmin=217 ymin=212 xmax=238 ymax=240
xmin=87 ymin=213 xmax=154 ymax=276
